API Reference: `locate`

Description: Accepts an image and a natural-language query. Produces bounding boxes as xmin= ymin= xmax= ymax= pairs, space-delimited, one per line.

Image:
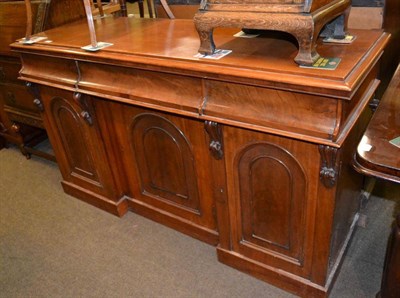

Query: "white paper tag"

xmin=359 ymin=143 xmax=373 ymax=152
xmin=194 ymin=49 xmax=232 ymax=60
xmin=19 ymin=36 xmax=48 ymax=44
xmin=233 ymin=31 xmax=260 ymax=38
xmin=81 ymin=42 xmax=113 ymax=52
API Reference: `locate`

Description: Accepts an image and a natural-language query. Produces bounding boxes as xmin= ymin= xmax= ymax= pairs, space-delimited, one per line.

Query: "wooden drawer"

xmin=1 ymin=83 xmax=38 ymax=113
xmin=5 ymin=109 xmax=44 ymax=129
xmin=0 ymin=57 xmax=22 ymax=84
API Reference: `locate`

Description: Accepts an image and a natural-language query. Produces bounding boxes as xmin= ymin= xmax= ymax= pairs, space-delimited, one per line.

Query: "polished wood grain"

xmin=11 ymin=18 xmax=388 ymax=99
xmin=11 ymin=19 xmax=389 ymax=297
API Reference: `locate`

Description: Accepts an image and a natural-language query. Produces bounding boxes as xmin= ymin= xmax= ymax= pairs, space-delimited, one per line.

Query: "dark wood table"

xmin=353 ymin=64 xmax=399 ymax=298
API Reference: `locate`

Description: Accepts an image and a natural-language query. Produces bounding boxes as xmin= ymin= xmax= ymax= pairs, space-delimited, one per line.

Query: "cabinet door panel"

xmin=109 ymin=102 xmax=218 ymax=243
xmin=224 ymin=126 xmax=319 ymax=276
xmin=41 ymin=87 xmax=117 ymax=199
xmin=132 ymin=113 xmax=200 ymax=212
xmin=52 ymin=97 xmax=99 ymax=182
xmin=238 ymin=142 xmax=306 ymax=259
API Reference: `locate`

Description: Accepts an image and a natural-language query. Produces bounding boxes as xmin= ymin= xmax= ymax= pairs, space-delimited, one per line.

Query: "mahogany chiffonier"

xmin=11 ymin=17 xmax=389 ymax=297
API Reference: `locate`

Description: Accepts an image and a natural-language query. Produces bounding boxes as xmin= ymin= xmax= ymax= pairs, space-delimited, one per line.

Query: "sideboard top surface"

xmin=11 ymin=18 xmax=389 ymax=98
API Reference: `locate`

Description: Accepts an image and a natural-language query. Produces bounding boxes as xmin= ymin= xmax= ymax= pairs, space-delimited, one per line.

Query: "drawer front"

xmin=1 ymin=83 xmax=38 ymax=113
xmin=0 ymin=58 xmax=22 ymax=84
xmin=78 ymin=61 xmax=203 ymax=115
xmin=204 ymin=80 xmax=338 ymax=140
xmin=5 ymin=110 xmax=44 ymax=129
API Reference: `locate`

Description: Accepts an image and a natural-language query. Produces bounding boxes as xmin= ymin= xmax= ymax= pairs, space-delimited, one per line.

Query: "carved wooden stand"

xmin=194 ymin=0 xmax=350 ymax=65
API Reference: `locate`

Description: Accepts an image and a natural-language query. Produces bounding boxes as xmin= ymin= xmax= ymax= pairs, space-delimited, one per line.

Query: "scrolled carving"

xmin=10 ymin=123 xmax=21 ymax=134
xmin=369 ymin=98 xmax=380 ymax=112
xmin=0 ymin=121 xmax=7 ymax=133
xmin=204 ymin=120 xmax=223 ymax=160
xmin=26 ymin=82 xmax=44 ymax=112
xmin=33 ymin=98 xmax=44 ymax=112
xmin=319 ymin=145 xmax=340 ymax=188
xmin=80 ymin=111 xmax=93 ymax=125
xmin=73 ymin=92 xmax=93 ymax=126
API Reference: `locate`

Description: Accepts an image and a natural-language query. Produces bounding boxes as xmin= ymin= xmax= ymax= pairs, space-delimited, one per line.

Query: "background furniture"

xmin=91 ymin=0 xmax=128 ymax=17
xmin=353 ymin=64 xmax=400 ymax=298
xmin=0 ymin=0 xmax=125 ymax=159
xmin=0 ymin=0 xmax=53 ymax=159
xmin=127 ymin=0 xmax=154 ymax=17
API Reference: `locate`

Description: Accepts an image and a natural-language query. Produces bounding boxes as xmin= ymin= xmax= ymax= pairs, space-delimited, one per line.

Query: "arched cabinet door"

xmin=131 ymin=113 xmax=200 ymax=212
xmin=38 ymin=86 xmax=117 ymax=202
xmin=110 ymin=103 xmax=219 ymax=244
xmin=236 ymin=142 xmax=306 ymax=260
xmin=223 ymin=126 xmax=315 ymax=277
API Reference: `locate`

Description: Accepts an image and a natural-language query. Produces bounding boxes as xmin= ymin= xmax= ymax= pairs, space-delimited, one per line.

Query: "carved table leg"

xmin=291 ymin=25 xmax=320 ymax=66
xmin=378 ymin=214 xmax=400 ymax=298
xmin=194 ymin=14 xmax=216 ymax=55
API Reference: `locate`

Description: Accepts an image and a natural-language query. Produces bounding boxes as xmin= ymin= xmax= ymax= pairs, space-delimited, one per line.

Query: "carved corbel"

xmin=319 ymin=145 xmax=340 ymax=188
xmin=73 ymin=92 xmax=93 ymax=126
xmin=26 ymin=82 xmax=44 ymax=112
xmin=10 ymin=123 xmax=21 ymax=134
xmin=369 ymin=98 xmax=380 ymax=112
xmin=205 ymin=120 xmax=223 ymax=160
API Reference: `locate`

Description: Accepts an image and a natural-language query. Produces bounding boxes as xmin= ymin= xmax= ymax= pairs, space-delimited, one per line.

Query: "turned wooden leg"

xmin=379 ymin=214 xmax=400 ymax=298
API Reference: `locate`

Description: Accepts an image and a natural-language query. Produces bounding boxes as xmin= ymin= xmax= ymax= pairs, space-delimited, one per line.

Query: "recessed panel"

xmin=237 ymin=142 xmax=306 ymax=261
xmin=131 ymin=113 xmax=200 ymax=213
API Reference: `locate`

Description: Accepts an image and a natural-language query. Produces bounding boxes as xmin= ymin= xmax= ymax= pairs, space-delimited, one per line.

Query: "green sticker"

xmin=389 ymin=136 xmax=400 ymax=148
xmin=300 ymin=57 xmax=341 ymax=70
